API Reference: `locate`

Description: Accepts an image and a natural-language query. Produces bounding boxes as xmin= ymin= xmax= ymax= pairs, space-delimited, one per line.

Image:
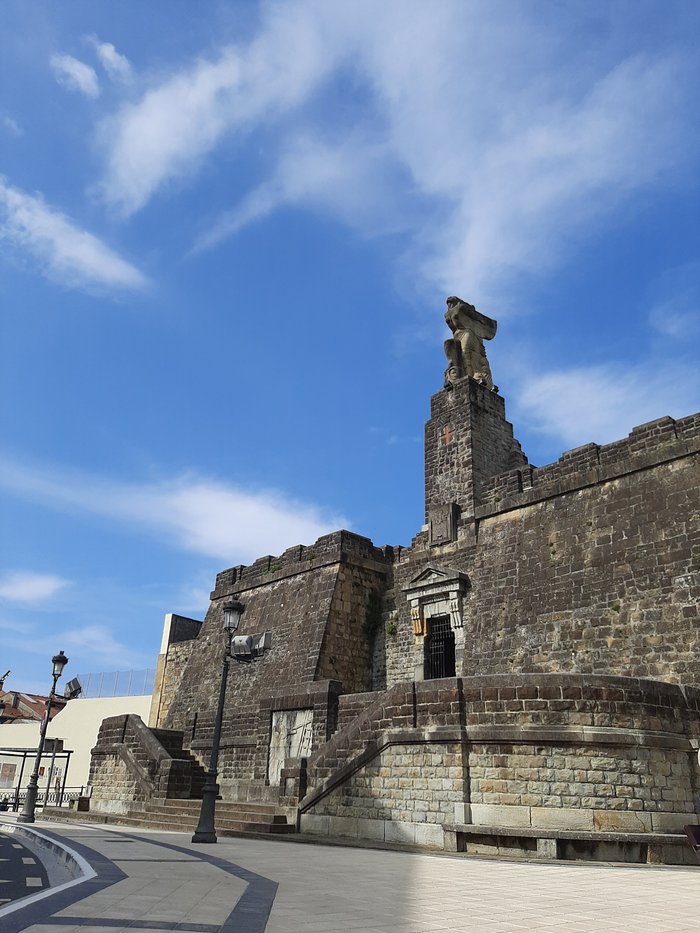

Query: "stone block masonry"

xmin=389 ymin=384 xmax=700 ymax=688
xmin=299 ymin=674 xmax=700 ymax=848
xmin=162 ymin=530 xmax=396 ymax=796
xmin=424 ymin=378 xmax=527 ymax=526
xmin=84 ymin=303 xmax=700 ymax=862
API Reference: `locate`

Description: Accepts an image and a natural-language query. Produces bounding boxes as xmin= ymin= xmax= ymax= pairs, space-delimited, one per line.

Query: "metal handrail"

xmin=1 ymin=785 xmax=86 ymax=811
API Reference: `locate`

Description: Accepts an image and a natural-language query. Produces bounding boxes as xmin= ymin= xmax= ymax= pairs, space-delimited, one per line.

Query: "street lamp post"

xmin=192 ymin=600 xmax=245 ymax=844
xmin=18 ymin=650 xmax=68 ymax=824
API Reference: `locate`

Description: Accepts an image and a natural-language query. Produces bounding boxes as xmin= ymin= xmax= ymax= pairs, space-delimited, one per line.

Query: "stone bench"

xmin=443 ymin=823 xmax=697 ymax=866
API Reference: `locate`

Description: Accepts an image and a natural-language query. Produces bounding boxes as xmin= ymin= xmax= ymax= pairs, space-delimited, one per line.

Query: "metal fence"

xmin=1 ymin=786 xmax=87 ymax=812
xmin=74 ymin=669 xmax=155 ymax=698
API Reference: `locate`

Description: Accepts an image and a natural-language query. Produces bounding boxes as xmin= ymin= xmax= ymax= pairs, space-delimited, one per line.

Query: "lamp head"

xmin=52 ymin=650 xmax=68 ymax=679
xmin=222 ymin=599 xmax=245 ymax=636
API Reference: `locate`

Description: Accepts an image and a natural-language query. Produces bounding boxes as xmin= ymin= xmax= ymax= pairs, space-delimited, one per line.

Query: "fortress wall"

xmin=161 ymin=530 xmax=392 ymax=792
xmin=316 ymin=561 xmax=389 ymax=693
xmin=390 ymin=407 xmax=700 ymax=688
xmin=149 ymin=640 xmax=194 ymax=729
xmin=163 ymin=563 xmax=339 ymax=735
xmin=465 ymin=448 xmax=700 ymax=684
xmin=299 ymin=675 xmax=700 ymax=848
xmin=479 ymin=413 xmax=699 ymax=512
xmin=425 ymin=378 xmax=527 ymax=521
xmin=212 ymin=531 xmax=392 ymax=596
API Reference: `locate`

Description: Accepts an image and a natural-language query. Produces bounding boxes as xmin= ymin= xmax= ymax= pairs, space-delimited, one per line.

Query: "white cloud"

xmin=0 ymin=571 xmax=70 ymax=604
xmin=50 ymin=53 xmax=100 ymax=98
xmin=0 ymin=178 xmax=148 ymax=292
xmin=0 ymin=459 xmax=349 ymax=564
xmin=414 ymin=54 xmax=692 ymax=303
xmin=95 ymin=1 xmax=697 ymax=302
xmin=85 ymin=36 xmax=132 ymax=82
xmin=647 ymin=263 xmax=700 ymax=339
xmin=192 ymin=134 xmax=405 ymax=253
xmin=1 ymin=115 xmax=23 ymax=137
xmin=513 ymin=361 xmax=700 ymax=450
xmin=174 ymin=577 xmax=214 ymax=616
xmin=60 ymin=624 xmax=144 ymax=668
xmin=98 ymin=2 xmax=331 ymax=216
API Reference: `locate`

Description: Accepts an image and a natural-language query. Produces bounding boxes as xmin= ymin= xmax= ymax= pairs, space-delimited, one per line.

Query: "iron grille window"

xmin=424 ymin=615 xmax=456 ymax=680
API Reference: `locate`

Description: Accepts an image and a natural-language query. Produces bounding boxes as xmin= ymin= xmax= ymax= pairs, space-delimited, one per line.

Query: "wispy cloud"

xmin=513 ymin=360 xmax=700 ymax=450
xmin=1 ymin=114 xmax=23 ymax=137
xmin=50 ymin=53 xmax=100 ymax=98
xmin=0 ymin=458 xmax=349 ymax=563
xmin=647 ymin=262 xmax=700 ymax=339
xmin=97 ymin=3 xmax=331 ymax=216
xmin=85 ymin=36 xmax=132 ymax=83
xmin=192 ymin=134 xmax=407 ymax=253
xmin=174 ymin=577 xmax=214 ymax=617
xmin=95 ymin=1 xmax=697 ymax=302
xmin=413 ymin=53 xmax=694 ymax=304
xmin=0 ymin=571 xmax=70 ymax=604
xmin=0 ymin=178 xmax=148 ymax=292
xmin=61 ymin=624 xmax=145 ymax=668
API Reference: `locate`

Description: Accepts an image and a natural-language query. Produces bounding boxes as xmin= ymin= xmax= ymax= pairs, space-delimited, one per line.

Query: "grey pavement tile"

xmin=16 ymin=825 xmax=700 ymax=933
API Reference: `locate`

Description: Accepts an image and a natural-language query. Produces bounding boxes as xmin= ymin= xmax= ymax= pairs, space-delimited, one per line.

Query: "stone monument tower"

xmin=424 ymin=297 xmax=528 ymax=546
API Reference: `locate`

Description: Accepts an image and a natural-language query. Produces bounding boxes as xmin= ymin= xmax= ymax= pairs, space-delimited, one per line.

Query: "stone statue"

xmin=443 ymin=296 xmax=497 ymax=389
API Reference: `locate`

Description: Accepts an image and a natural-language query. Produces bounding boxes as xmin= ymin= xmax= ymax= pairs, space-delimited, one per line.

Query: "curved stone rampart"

xmin=299 ymin=674 xmax=700 ymax=851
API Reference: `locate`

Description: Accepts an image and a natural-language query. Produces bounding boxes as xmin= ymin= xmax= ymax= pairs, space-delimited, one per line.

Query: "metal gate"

xmin=424 ymin=615 xmax=456 ymax=679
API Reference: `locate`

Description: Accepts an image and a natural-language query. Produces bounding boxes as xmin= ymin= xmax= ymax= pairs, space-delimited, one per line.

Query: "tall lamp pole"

xmin=192 ymin=600 xmax=245 ymax=844
xmin=18 ymin=650 xmax=68 ymax=824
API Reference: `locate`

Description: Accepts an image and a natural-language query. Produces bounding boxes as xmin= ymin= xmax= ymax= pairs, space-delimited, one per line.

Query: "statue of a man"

xmin=443 ymin=296 xmax=497 ymax=389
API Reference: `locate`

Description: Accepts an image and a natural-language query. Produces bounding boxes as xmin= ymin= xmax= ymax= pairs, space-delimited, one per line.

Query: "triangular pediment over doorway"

xmin=403 ymin=565 xmax=470 ymax=592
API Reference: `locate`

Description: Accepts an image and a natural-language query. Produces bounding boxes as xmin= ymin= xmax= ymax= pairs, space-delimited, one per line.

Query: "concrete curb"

xmin=0 ymin=821 xmax=96 ymax=918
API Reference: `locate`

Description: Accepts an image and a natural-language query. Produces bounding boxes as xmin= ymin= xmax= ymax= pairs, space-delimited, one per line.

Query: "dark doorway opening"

xmin=424 ymin=615 xmax=456 ymax=679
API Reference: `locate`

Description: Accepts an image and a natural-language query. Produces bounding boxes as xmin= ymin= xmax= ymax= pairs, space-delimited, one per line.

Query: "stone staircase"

xmin=151 ymin=729 xmax=207 ymax=799
xmin=114 ymin=799 xmax=296 ymax=837
xmin=43 ymin=798 xmax=296 ymax=838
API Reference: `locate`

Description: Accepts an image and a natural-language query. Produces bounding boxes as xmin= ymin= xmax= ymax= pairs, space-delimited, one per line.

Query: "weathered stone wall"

xmin=299 ymin=674 xmax=700 ymax=846
xmin=316 ymin=562 xmax=389 ymax=692
xmin=165 ymin=531 xmax=392 ymax=735
xmin=300 ymin=742 xmax=458 ymax=847
xmin=149 ymin=614 xmax=202 ymax=728
xmin=89 ymin=752 xmax=142 ymax=816
xmin=150 ymin=641 xmax=194 ymax=729
xmin=468 ymin=742 xmax=696 ymax=832
xmin=337 ymin=691 xmax=377 ymax=731
xmin=390 ymin=387 xmax=700 ymax=688
xmin=424 ymin=378 xmax=527 ymax=523
xmin=88 ymin=715 xmax=195 ymax=814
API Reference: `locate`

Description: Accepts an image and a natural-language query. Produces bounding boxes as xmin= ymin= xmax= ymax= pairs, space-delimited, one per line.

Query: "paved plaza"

xmin=1 ymin=817 xmax=699 ymax=932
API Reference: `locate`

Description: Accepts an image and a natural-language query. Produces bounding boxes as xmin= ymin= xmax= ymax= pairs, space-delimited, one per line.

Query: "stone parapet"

xmin=479 ymin=414 xmax=700 ymax=517
xmin=211 ymin=530 xmax=397 ymax=598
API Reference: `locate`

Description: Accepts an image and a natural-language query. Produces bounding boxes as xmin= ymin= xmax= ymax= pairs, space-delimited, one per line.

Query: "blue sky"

xmin=1 ymin=1 xmax=699 ymax=693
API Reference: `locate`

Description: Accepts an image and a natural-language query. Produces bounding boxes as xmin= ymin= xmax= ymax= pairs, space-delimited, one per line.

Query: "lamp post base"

xmin=17 ymin=782 xmax=38 ymax=823
xmin=191 ymin=778 xmax=219 ymax=844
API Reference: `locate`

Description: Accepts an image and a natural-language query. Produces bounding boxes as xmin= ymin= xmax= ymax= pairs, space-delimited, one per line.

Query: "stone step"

xmin=141 ymin=799 xmax=280 ymax=817
xmin=121 ymin=810 xmax=295 ymax=835
xmin=138 ymin=803 xmax=289 ymax=824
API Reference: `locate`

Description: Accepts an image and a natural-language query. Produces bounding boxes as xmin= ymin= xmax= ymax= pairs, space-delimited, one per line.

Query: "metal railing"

xmin=74 ymin=669 xmax=155 ymax=698
xmin=0 ymin=786 xmax=87 ymax=811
